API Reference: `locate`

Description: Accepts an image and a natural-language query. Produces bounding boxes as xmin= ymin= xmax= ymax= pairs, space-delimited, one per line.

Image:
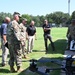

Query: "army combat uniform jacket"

xmin=67 ymin=24 xmax=75 ymax=40
xmin=7 ymin=20 xmax=22 ymax=67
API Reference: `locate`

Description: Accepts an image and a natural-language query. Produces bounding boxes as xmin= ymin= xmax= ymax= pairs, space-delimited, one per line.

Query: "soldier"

xmin=20 ymin=18 xmax=28 ymax=58
xmin=66 ymin=19 xmax=75 ymax=50
xmin=1 ymin=17 xmax=10 ymax=66
xmin=42 ymin=19 xmax=55 ymax=53
xmin=7 ymin=12 xmax=23 ymax=72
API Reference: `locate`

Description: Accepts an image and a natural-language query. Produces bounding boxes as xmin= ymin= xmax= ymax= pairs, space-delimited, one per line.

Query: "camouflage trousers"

xmin=21 ymin=40 xmax=27 ymax=56
xmin=8 ymin=42 xmax=22 ymax=67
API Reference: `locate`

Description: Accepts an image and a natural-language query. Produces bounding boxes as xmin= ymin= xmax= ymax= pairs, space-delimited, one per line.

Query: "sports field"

xmin=0 ymin=27 xmax=68 ymax=75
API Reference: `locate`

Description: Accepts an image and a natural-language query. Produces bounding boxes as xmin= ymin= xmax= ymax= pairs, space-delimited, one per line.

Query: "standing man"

xmin=1 ymin=17 xmax=10 ymax=66
xmin=66 ymin=19 xmax=75 ymax=50
xmin=20 ymin=18 xmax=28 ymax=58
xmin=42 ymin=19 xmax=55 ymax=53
xmin=7 ymin=12 xmax=23 ymax=72
xmin=26 ymin=20 xmax=36 ymax=53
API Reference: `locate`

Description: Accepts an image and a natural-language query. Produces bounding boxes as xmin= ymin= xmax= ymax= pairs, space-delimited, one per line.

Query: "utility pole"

xmin=68 ymin=0 xmax=70 ymax=15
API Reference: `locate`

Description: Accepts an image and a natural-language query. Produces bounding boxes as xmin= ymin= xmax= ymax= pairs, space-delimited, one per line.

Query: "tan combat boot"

xmin=23 ymin=55 xmax=29 ymax=59
xmin=17 ymin=66 xmax=23 ymax=72
xmin=10 ymin=66 xmax=16 ymax=73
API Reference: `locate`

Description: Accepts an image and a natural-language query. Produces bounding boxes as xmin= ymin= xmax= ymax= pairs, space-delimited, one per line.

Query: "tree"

xmin=0 ymin=12 xmax=13 ymax=25
xmin=0 ymin=11 xmax=71 ymax=27
xmin=21 ymin=14 xmax=31 ymax=25
xmin=71 ymin=11 xmax=75 ymax=19
xmin=31 ymin=16 xmax=40 ymax=27
xmin=39 ymin=15 xmax=46 ymax=26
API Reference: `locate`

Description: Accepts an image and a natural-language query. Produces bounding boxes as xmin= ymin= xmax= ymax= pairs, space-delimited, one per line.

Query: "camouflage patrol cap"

xmin=13 ymin=12 xmax=21 ymax=18
xmin=23 ymin=18 xmax=27 ymax=21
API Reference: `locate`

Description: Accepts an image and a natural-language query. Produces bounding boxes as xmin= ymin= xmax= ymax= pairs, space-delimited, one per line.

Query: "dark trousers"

xmin=67 ymin=36 xmax=75 ymax=49
xmin=44 ymin=34 xmax=55 ymax=52
xmin=67 ymin=36 xmax=72 ymax=49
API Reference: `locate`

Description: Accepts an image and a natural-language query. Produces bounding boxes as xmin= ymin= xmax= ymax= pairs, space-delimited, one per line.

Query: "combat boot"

xmin=10 ymin=66 xmax=16 ymax=73
xmin=23 ymin=55 xmax=29 ymax=59
xmin=17 ymin=66 xmax=23 ymax=72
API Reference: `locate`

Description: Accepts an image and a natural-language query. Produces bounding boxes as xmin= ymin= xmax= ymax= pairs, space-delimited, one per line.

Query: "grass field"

xmin=0 ymin=27 xmax=68 ymax=75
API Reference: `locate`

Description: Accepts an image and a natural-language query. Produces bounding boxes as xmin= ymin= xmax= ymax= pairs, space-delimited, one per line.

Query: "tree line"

xmin=0 ymin=11 xmax=75 ymax=27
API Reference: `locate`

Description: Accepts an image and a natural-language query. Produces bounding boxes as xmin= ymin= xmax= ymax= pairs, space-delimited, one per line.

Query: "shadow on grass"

xmin=0 ymin=68 xmax=10 ymax=73
xmin=18 ymin=57 xmax=63 ymax=75
xmin=18 ymin=68 xmax=34 ymax=75
xmin=0 ymin=55 xmax=2 ymax=57
xmin=47 ymin=39 xmax=67 ymax=54
xmin=33 ymin=39 xmax=67 ymax=55
xmin=33 ymin=50 xmax=45 ymax=52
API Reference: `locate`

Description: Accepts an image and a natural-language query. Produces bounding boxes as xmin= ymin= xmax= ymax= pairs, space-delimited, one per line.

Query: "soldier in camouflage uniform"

xmin=66 ymin=19 xmax=75 ymax=50
xmin=20 ymin=18 xmax=28 ymax=58
xmin=7 ymin=12 xmax=23 ymax=72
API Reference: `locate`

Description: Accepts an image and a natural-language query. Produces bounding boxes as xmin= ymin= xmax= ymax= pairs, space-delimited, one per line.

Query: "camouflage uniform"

xmin=7 ymin=20 xmax=22 ymax=67
xmin=68 ymin=25 xmax=75 ymax=40
xmin=19 ymin=23 xmax=27 ymax=56
xmin=66 ymin=23 xmax=75 ymax=49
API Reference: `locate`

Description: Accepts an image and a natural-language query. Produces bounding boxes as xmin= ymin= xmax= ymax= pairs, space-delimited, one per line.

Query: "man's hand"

xmin=26 ymin=37 xmax=28 ymax=40
xmin=21 ymin=42 xmax=25 ymax=46
xmin=44 ymin=28 xmax=47 ymax=31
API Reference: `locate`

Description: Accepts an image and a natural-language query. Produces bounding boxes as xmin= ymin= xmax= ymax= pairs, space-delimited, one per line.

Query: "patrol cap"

xmin=23 ymin=18 xmax=27 ymax=21
xmin=13 ymin=12 xmax=21 ymax=18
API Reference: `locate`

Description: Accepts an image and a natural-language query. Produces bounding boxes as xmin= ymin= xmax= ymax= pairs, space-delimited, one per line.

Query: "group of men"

xmin=2 ymin=11 xmax=75 ymax=73
xmin=0 ymin=12 xmax=36 ymax=72
xmin=0 ymin=11 xmax=57 ymax=73
xmin=1 ymin=11 xmax=75 ymax=73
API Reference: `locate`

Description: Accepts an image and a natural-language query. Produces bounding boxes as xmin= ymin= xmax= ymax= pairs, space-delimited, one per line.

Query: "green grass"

xmin=0 ymin=27 xmax=68 ymax=75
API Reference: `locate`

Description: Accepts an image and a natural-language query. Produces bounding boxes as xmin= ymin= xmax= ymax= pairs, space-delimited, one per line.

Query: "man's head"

xmin=44 ymin=19 xmax=48 ymax=25
xmin=13 ymin=12 xmax=21 ymax=17
xmin=5 ymin=17 xmax=11 ymax=24
xmin=13 ymin=12 xmax=21 ymax=21
xmin=22 ymin=18 xmax=27 ymax=25
xmin=30 ymin=20 xmax=35 ymax=26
